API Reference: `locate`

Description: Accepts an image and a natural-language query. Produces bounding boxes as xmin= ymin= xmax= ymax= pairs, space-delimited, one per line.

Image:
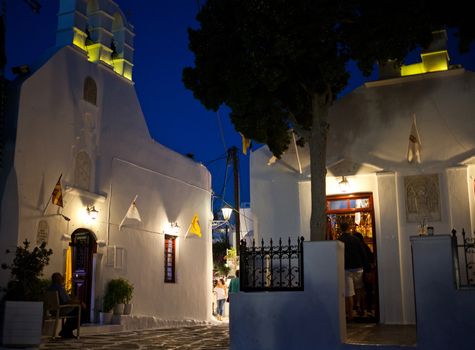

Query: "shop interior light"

xmin=339 ymin=176 xmax=350 ymax=193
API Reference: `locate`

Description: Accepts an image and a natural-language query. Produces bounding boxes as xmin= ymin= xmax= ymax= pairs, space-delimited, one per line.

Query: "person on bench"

xmin=47 ymin=272 xmax=86 ymax=339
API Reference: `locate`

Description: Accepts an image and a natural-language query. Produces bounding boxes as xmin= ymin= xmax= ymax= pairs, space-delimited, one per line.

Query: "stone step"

xmin=42 ymin=315 xmax=210 ymax=337
xmin=42 ymin=319 xmax=124 ymax=337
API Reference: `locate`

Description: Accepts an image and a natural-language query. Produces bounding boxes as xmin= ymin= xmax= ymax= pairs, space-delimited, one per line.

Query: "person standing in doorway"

xmin=338 ymin=223 xmax=369 ymax=322
xmin=354 ymin=231 xmax=375 ymax=316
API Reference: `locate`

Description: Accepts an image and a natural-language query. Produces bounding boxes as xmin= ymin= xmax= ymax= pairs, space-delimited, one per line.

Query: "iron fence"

xmin=239 ymin=237 xmax=304 ymax=292
xmin=451 ymin=229 xmax=475 ymax=288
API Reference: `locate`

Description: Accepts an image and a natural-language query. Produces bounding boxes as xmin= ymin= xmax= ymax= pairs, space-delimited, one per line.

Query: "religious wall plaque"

xmin=404 ymin=174 xmax=441 ymax=223
xmin=36 ymin=220 xmax=49 ymax=245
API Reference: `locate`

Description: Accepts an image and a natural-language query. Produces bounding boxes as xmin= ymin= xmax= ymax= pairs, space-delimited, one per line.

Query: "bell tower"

xmin=55 ymin=0 xmax=135 ymax=81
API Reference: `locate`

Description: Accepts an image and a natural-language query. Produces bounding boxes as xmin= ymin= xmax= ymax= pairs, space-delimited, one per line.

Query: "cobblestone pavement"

xmin=39 ymin=325 xmax=229 ymax=350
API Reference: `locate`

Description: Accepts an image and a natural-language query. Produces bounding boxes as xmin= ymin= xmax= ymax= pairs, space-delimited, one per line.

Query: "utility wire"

xmin=204 ymin=153 xmax=227 ymax=166
xmin=212 ymin=192 xmax=254 ymax=223
xmin=216 ymin=110 xmax=227 ymax=153
xmin=218 ymin=151 xmax=231 ymax=205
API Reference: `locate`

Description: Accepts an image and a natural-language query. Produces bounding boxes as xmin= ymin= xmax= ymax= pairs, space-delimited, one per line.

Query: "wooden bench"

xmin=43 ymin=290 xmax=81 ymax=339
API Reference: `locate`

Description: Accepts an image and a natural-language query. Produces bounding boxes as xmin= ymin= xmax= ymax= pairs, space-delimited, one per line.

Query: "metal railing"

xmin=239 ymin=237 xmax=304 ymax=292
xmin=451 ymin=229 xmax=475 ymax=288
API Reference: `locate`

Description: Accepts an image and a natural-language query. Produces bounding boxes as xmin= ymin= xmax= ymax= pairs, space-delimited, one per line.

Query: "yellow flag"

xmin=51 ymin=174 xmax=63 ymax=207
xmin=64 ymin=246 xmax=72 ymax=293
xmin=189 ymin=214 xmax=202 ymax=237
xmin=240 ymin=133 xmax=251 ymax=155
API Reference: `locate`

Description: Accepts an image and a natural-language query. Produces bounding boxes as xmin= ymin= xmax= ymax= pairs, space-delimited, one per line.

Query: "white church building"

xmin=250 ymin=31 xmax=475 ymax=325
xmin=0 ymin=0 xmax=213 ymax=324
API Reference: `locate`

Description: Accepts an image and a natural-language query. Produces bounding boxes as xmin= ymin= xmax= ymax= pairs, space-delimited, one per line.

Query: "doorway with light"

xmin=326 ymin=192 xmax=379 ymax=323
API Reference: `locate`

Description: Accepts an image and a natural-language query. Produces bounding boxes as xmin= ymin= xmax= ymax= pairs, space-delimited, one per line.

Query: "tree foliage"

xmin=1 ymin=239 xmax=53 ymax=301
xmin=183 ymin=0 xmax=474 ymax=240
xmin=213 ymin=236 xmax=231 ymax=277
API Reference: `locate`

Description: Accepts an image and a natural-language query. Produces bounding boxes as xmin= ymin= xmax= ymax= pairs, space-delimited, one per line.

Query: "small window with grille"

xmin=83 ymin=77 xmax=97 ymax=105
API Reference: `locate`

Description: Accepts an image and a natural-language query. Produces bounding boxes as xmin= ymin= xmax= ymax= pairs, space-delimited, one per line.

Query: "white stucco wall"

xmin=469 ymin=165 xmax=475 ymax=233
xmin=1 ymin=44 xmax=213 ymax=322
xmin=230 ymin=241 xmax=346 ymax=350
xmin=411 ymin=235 xmax=475 ymax=350
xmin=250 ymin=148 xmax=304 ymax=243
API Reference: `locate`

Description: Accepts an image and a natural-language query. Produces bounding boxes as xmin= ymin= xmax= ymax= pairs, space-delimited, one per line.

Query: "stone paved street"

xmin=39 ymin=325 xmax=229 ymax=350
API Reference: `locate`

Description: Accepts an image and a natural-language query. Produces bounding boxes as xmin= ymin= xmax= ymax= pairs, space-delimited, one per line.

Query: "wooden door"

xmin=326 ymin=192 xmax=379 ymax=323
xmin=71 ymin=229 xmax=97 ymax=322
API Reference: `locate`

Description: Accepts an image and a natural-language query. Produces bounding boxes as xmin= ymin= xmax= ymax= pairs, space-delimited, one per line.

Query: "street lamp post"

xmin=211 ymin=205 xmax=233 ymax=230
xmin=230 ymin=147 xmax=241 ymax=255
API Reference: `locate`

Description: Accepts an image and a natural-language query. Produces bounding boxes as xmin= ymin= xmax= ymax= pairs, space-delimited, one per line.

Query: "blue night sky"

xmin=5 ymin=1 xmax=475 ymax=211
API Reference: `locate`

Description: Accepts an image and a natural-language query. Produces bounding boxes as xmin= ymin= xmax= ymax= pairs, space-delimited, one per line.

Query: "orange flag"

xmin=51 ymin=175 xmax=63 ymax=207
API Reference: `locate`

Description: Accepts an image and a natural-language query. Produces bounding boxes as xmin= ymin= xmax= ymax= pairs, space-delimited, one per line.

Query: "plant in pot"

xmin=121 ymin=279 xmax=134 ymax=315
xmin=0 ymin=239 xmax=53 ymax=347
xmin=104 ymin=278 xmax=133 ymax=316
xmin=99 ymin=286 xmax=114 ymax=325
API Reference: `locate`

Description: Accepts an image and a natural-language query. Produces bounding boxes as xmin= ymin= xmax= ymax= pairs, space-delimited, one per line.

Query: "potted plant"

xmin=103 ymin=278 xmax=134 ymax=316
xmin=121 ymin=279 xmax=134 ymax=315
xmin=0 ymin=239 xmax=53 ymax=347
xmin=98 ymin=307 xmax=113 ymax=325
xmin=98 ymin=284 xmax=114 ymax=324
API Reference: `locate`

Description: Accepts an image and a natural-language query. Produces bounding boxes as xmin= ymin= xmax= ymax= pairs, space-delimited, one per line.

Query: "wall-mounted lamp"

xmin=164 ymin=222 xmax=180 ymax=236
xmin=87 ymin=205 xmax=98 ymax=220
xmin=61 ymin=233 xmax=71 ymax=241
xmin=339 ymin=176 xmax=350 ymax=193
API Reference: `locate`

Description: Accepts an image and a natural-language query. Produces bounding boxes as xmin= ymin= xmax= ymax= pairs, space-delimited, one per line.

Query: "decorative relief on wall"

xmin=405 ymin=174 xmax=441 ymax=222
xmin=36 ymin=220 xmax=49 ymax=245
xmin=74 ymin=151 xmax=91 ymax=191
xmin=83 ymin=112 xmax=96 ymax=132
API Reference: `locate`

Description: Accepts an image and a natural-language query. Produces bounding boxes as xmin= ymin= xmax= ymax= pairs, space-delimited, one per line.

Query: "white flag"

xmin=119 ymin=195 xmax=142 ymax=230
xmin=407 ymin=114 xmax=422 ymax=164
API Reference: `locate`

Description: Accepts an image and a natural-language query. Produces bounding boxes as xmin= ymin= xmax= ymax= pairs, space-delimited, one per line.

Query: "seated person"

xmin=48 ymin=272 xmax=86 ymax=338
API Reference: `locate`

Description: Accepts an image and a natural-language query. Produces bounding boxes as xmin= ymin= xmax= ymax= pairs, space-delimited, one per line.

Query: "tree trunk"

xmin=309 ymin=92 xmax=330 ymax=241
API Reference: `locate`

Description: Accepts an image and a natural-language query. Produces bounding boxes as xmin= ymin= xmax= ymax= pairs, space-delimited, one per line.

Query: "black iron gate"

xmin=239 ymin=237 xmax=304 ymax=292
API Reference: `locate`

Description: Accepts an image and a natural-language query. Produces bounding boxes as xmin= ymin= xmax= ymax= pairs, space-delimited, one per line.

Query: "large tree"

xmin=183 ymin=0 xmax=474 ymax=241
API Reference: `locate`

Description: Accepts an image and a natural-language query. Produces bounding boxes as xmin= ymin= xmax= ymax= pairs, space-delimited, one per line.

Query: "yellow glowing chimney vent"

xmin=401 ymin=50 xmax=449 ymax=77
xmin=421 ymin=50 xmax=449 ymax=72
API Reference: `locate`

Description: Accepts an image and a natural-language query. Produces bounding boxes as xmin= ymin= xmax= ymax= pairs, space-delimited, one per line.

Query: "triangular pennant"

xmin=189 ymin=214 xmax=202 ymax=237
xmin=407 ymin=114 xmax=422 ymax=164
xmin=119 ymin=195 xmax=142 ymax=230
